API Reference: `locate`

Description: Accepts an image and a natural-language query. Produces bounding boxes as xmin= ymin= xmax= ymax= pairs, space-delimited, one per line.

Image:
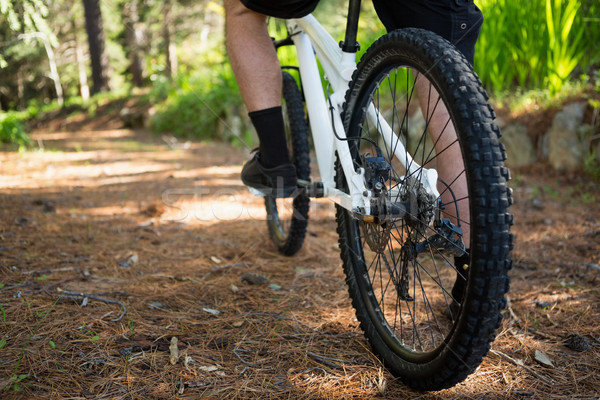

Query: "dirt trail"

xmin=0 ymin=124 xmax=599 ymax=399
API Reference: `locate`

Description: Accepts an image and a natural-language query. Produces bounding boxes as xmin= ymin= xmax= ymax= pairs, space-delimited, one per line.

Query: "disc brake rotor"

xmin=361 ymin=221 xmax=391 ymax=252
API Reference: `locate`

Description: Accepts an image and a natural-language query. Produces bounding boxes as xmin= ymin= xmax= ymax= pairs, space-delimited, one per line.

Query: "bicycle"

xmin=251 ymin=0 xmax=513 ymax=390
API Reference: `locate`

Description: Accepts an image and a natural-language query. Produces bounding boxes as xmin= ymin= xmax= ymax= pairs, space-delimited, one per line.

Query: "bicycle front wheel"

xmin=265 ymin=71 xmax=310 ymax=256
xmin=337 ymin=29 xmax=513 ymax=390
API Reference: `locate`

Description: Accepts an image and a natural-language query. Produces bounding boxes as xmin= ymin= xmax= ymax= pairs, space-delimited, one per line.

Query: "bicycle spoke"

xmin=337 ymin=28 xmax=511 ymax=389
xmin=351 ymin=64 xmax=473 ymax=353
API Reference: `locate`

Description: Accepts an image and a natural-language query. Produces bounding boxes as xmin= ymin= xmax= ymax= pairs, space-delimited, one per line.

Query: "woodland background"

xmin=0 ymin=0 xmax=599 ymax=154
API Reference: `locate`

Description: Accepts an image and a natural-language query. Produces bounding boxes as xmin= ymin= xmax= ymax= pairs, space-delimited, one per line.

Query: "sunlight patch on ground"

xmin=159 ymin=165 xmax=243 ymax=181
xmin=0 ymin=159 xmax=174 ymax=189
xmin=68 ymin=205 xmax=141 ymax=218
xmin=159 ymin=190 xmax=268 ymax=224
xmin=30 ymin=129 xmax=138 ymax=141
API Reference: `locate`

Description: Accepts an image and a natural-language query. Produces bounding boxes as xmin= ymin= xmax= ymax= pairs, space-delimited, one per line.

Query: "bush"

xmin=149 ymin=66 xmax=245 ymax=141
xmin=0 ymin=112 xmax=31 ymax=146
xmin=476 ymin=0 xmax=598 ymax=96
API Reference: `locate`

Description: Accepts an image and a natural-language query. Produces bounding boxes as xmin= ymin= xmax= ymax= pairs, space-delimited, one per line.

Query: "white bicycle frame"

xmin=284 ymin=15 xmax=440 ymax=215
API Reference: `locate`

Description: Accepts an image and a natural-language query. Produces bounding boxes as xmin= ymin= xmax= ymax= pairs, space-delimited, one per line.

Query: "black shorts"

xmin=240 ymin=0 xmax=482 ymax=65
xmin=373 ymin=0 xmax=483 ymax=65
xmin=240 ymin=0 xmax=319 ymax=19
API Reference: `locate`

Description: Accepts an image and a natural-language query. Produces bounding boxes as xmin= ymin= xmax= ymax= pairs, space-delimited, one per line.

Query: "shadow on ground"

xmin=0 ymin=126 xmax=599 ymax=399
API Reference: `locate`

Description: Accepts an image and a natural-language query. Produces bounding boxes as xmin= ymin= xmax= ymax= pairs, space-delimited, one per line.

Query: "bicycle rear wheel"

xmin=265 ymin=71 xmax=310 ymax=256
xmin=337 ymin=29 xmax=513 ymax=390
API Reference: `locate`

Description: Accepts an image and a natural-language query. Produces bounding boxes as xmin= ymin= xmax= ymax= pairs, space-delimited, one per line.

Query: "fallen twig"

xmin=148 ymin=273 xmax=200 ymax=284
xmin=41 ymin=277 xmax=79 ymax=294
xmin=232 ymin=348 xmax=263 ymax=366
xmin=583 ymin=262 xmax=600 ymax=272
xmin=505 ymin=295 xmax=520 ymax=323
xmin=22 ymin=266 xmax=81 ymax=275
xmin=505 ymin=296 xmax=557 ymax=340
xmin=202 ymin=263 xmax=246 ymax=279
xmin=558 ymin=261 xmax=600 ymax=273
xmin=490 ymin=349 xmax=555 ymax=385
xmin=58 ymin=289 xmax=127 ymax=321
xmin=306 ymin=351 xmax=343 ymax=369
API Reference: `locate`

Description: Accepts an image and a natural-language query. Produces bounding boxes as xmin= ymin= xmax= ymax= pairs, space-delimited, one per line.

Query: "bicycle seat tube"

xmin=341 ymin=0 xmax=362 ymax=53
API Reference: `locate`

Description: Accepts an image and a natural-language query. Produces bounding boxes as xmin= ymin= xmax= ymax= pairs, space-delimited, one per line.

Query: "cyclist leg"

xmin=373 ymin=0 xmax=483 ymax=249
xmin=224 ymin=0 xmax=281 ymax=113
xmin=225 ymin=0 xmax=320 ymax=195
xmin=415 ymin=77 xmax=470 ymax=249
xmin=225 ymin=0 xmax=296 ymax=195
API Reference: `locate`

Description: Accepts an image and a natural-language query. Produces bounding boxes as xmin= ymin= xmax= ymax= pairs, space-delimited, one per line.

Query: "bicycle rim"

xmin=354 ymin=68 xmax=465 ymax=359
xmin=337 ymin=29 xmax=512 ymax=389
xmin=264 ymin=71 xmax=310 ymax=256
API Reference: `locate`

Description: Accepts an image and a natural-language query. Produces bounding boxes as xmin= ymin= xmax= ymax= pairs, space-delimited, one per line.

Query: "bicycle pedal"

xmin=306 ymin=181 xmax=325 ymax=198
xmin=248 ymin=187 xmax=267 ymax=197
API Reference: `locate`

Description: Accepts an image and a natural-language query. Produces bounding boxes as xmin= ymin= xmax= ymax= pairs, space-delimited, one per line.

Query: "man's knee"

xmin=224 ymin=0 xmax=260 ymax=19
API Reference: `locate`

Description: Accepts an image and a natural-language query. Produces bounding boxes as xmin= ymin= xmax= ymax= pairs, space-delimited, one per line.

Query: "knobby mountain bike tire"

xmin=336 ymin=28 xmax=513 ymax=390
xmin=265 ymin=71 xmax=311 ymax=256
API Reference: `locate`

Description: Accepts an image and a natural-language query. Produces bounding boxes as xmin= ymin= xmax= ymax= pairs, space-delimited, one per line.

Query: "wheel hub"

xmin=399 ymin=175 xmax=437 ymax=234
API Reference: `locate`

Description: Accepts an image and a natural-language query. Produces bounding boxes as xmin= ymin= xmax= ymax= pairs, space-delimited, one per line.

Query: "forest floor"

xmin=0 ymin=104 xmax=599 ymax=399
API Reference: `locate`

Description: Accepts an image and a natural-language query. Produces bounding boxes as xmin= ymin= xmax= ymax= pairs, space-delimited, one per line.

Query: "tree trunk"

xmin=42 ymin=37 xmax=64 ymax=105
xmin=162 ymin=1 xmax=177 ymax=80
xmin=17 ymin=70 xmax=24 ymax=109
xmin=76 ymin=38 xmax=90 ymax=101
xmin=82 ymin=0 xmax=110 ymax=94
xmin=123 ymin=0 xmax=144 ymax=86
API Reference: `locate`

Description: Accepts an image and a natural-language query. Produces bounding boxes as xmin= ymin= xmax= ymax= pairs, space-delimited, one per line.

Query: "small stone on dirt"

xmin=536 ymin=301 xmax=553 ymax=309
xmin=15 ymin=217 xmax=29 ymax=226
xmin=148 ymin=301 xmax=164 ymax=309
xmin=141 ymin=203 xmax=165 ymax=217
xmin=534 ymin=350 xmax=554 ymax=368
xmin=531 ymin=197 xmax=544 ymax=210
xmin=169 ymin=336 xmax=179 ymax=365
xmin=240 ymin=272 xmax=268 ymax=285
xmin=33 ymin=199 xmax=56 ymax=213
xmin=202 ymin=307 xmax=220 ymax=315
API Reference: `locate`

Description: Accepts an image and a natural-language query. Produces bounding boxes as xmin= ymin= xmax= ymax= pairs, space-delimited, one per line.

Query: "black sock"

xmin=248 ymin=106 xmax=290 ymax=168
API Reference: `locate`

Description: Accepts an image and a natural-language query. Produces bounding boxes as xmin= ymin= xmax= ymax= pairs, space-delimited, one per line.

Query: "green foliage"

xmin=476 ymin=0 xmax=598 ymax=96
xmin=148 ymin=0 xmax=386 ymax=144
xmin=269 ymin=19 xmax=298 ymax=69
xmin=0 ymin=0 xmax=55 ymax=68
xmin=0 ymin=112 xmax=32 ymax=146
xmin=0 ymin=0 xmax=58 ymax=112
xmin=580 ymin=0 xmax=600 ymax=69
xmin=149 ymin=65 xmax=244 ymax=141
xmin=2 ymin=0 xmax=597 ymax=141
xmin=583 ymin=97 xmax=600 ymax=182
xmin=584 ymin=151 xmax=600 ymax=182
xmin=3 ymin=296 xmax=59 ymax=393
xmin=2 ymin=0 xmax=598 ymax=115
xmin=4 ymin=374 xmax=29 ymax=392
xmin=77 ymin=322 xmax=100 ymax=341
xmin=545 ymin=0 xmax=585 ymax=95
xmin=0 ymin=0 xmax=52 ymax=34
